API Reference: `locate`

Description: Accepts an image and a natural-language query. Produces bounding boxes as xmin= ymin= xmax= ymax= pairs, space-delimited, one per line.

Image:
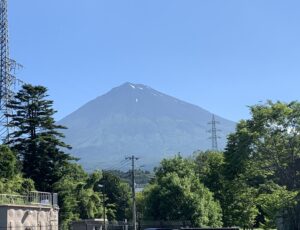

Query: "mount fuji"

xmin=59 ymin=82 xmax=236 ymax=170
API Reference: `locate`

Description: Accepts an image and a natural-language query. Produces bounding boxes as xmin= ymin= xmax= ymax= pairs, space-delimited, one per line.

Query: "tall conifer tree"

xmin=6 ymin=84 xmax=73 ymax=191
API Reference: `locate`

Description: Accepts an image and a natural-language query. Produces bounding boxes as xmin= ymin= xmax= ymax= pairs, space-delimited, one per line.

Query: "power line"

xmin=110 ymin=162 xmax=131 ymax=172
xmin=103 ymin=160 xmax=131 ymax=171
xmin=85 ymin=159 xmax=132 ymax=173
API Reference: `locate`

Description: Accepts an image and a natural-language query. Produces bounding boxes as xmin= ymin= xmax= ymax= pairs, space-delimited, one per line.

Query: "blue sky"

xmin=8 ymin=0 xmax=300 ymax=122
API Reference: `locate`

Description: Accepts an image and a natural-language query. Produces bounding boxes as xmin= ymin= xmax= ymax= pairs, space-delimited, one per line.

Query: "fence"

xmin=105 ymin=224 xmax=240 ymax=230
xmin=0 ymin=225 xmax=59 ymax=229
xmin=71 ymin=221 xmax=240 ymax=230
xmin=72 ymin=220 xmax=202 ymax=230
xmin=139 ymin=220 xmax=193 ymax=230
xmin=0 ymin=191 xmax=58 ymax=207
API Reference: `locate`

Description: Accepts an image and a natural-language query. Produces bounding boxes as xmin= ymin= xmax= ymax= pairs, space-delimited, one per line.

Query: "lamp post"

xmin=98 ymin=184 xmax=106 ymax=230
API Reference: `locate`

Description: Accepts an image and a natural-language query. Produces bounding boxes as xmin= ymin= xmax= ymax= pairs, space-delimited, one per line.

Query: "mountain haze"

xmin=59 ymin=83 xmax=236 ymax=169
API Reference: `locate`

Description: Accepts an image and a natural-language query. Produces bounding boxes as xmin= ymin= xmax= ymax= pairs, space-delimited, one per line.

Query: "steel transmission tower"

xmin=208 ymin=114 xmax=221 ymax=151
xmin=0 ymin=0 xmax=22 ymax=141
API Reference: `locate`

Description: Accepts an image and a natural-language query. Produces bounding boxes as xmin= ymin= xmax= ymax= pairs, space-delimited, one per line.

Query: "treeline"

xmin=0 ymin=84 xmax=299 ymax=229
xmin=127 ymin=101 xmax=300 ymax=229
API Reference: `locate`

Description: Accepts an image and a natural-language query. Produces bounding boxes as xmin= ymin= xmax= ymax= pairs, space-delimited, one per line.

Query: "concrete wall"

xmin=0 ymin=205 xmax=59 ymax=230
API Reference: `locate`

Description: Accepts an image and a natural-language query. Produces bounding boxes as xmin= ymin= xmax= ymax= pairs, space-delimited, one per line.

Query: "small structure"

xmin=71 ymin=219 xmax=109 ymax=230
xmin=0 ymin=191 xmax=59 ymax=230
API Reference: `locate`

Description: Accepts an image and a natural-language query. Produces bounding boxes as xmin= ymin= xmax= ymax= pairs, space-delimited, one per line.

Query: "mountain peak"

xmin=59 ymin=83 xmax=236 ymax=170
xmin=106 ymin=82 xmax=158 ymax=99
xmin=119 ymin=82 xmax=149 ymax=91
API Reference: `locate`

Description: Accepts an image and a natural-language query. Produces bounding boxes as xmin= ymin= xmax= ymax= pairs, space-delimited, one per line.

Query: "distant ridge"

xmin=59 ymin=82 xmax=236 ymax=170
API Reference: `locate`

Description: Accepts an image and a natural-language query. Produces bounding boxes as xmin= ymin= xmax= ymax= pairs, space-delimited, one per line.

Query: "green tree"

xmin=0 ymin=145 xmax=35 ymax=194
xmin=6 ymin=84 xmax=74 ymax=191
xmin=53 ymin=164 xmax=103 ymax=229
xmin=95 ymin=171 xmax=131 ymax=221
xmin=0 ymin=145 xmax=19 ymax=179
xmin=223 ymin=101 xmax=300 ymax=229
xmin=0 ymin=174 xmax=35 ymax=194
xmin=143 ymin=156 xmax=223 ymax=227
xmin=222 ymin=179 xmax=259 ymax=229
xmin=154 ymin=155 xmax=195 ymax=179
xmin=258 ymin=184 xmax=298 ymax=229
xmin=77 ymin=171 xmax=102 ymax=219
xmin=194 ymin=151 xmax=225 ymax=201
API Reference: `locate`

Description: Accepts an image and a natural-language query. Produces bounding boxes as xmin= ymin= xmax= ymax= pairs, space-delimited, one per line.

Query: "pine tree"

xmin=6 ymin=84 xmax=73 ymax=192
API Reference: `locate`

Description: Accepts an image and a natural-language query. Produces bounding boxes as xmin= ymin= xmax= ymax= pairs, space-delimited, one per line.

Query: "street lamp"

xmin=98 ymin=184 xmax=106 ymax=230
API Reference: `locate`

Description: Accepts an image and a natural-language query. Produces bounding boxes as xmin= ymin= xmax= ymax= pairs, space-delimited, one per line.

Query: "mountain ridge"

xmin=59 ymin=82 xmax=236 ymax=170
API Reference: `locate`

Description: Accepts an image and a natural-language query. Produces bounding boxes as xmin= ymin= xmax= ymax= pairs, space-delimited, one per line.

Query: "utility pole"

xmin=98 ymin=184 xmax=106 ymax=229
xmin=208 ymin=114 xmax=221 ymax=151
xmin=125 ymin=155 xmax=139 ymax=230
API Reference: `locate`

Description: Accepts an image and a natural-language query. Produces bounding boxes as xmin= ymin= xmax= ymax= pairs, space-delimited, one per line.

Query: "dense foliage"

xmin=6 ymin=84 xmax=74 ymax=191
xmin=0 ymin=145 xmax=35 ymax=194
xmin=95 ymin=171 xmax=131 ymax=221
xmin=141 ymin=156 xmax=223 ymax=227
xmin=138 ymin=101 xmax=300 ymax=229
xmin=53 ymin=164 xmax=103 ymax=229
xmin=222 ymin=101 xmax=300 ymax=229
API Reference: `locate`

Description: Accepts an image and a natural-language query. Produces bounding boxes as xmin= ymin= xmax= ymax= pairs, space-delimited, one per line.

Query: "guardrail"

xmin=0 ymin=191 xmax=58 ymax=207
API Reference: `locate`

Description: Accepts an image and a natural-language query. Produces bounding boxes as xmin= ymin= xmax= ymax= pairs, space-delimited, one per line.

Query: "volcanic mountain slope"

xmin=59 ymin=82 xmax=236 ymax=169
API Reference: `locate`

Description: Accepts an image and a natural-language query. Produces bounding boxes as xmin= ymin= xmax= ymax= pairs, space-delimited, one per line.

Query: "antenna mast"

xmin=208 ymin=114 xmax=221 ymax=151
xmin=0 ymin=0 xmax=23 ymax=141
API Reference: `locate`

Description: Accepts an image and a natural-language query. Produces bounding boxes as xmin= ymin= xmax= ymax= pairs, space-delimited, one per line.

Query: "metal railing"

xmin=0 ymin=191 xmax=58 ymax=207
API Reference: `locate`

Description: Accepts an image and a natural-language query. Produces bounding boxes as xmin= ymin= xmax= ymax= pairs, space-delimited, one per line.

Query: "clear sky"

xmin=8 ymin=0 xmax=300 ymax=122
